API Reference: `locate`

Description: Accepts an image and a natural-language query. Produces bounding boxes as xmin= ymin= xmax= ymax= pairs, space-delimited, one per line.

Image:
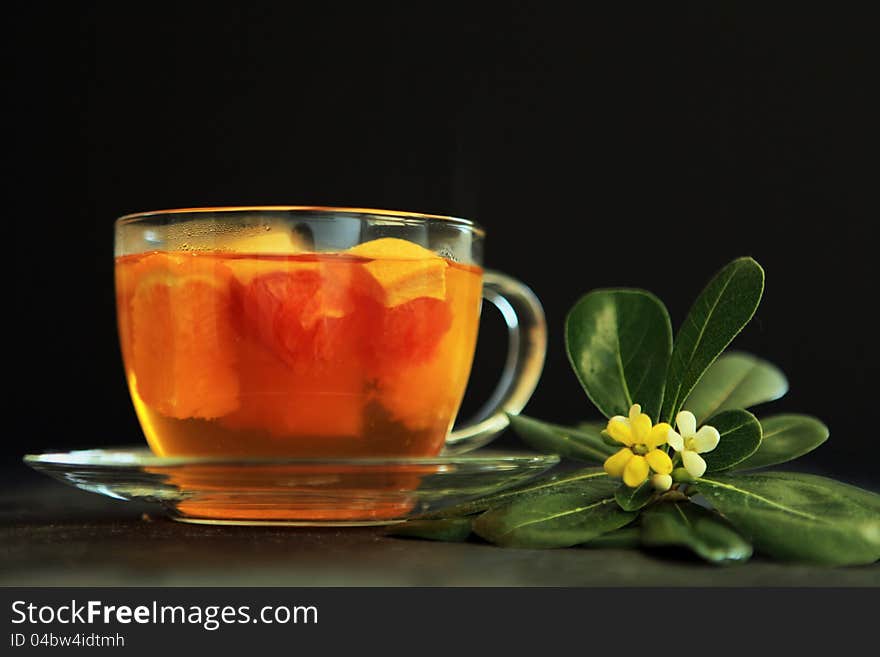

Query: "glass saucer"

xmin=23 ymin=448 xmax=558 ymax=526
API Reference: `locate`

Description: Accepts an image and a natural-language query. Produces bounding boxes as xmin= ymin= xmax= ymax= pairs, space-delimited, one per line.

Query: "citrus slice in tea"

xmin=128 ymin=253 xmax=240 ymax=420
xmin=348 ymin=237 xmax=448 ymax=307
xmin=227 ymin=260 xmax=371 ymax=438
xmin=350 ymin=238 xmax=454 ymax=367
xmin=238 ymin=262 xmax=363 ymax=369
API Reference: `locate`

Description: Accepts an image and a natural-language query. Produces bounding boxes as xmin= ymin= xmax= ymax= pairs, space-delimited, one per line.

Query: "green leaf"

xmin=696 ymin=472 xmax=880 ymax=565
xmin=420 ymin=468 xmax=610 ymax=519
xmin=682 ymin=351 xmax=788 ymax=423
xmin=387 ymin=518 xmax=473 ymax=542
xmin=583 ymin=526 xmax=641 ymax=549
xmin=472 ymin=477 xmax=635 ymax=548
xmin=508 ymin=414 xmax=616 ymax=462
xmin=734 ymin=414 xmax=830 ymax=470
xmin=661 ymin=258 xmax=765 ymax=423
xmin=640 ymin=501 xmax=753 ymax=564
xmin=701 ymin=409 xmax=762 ymax=473
xmin=614 ymin=481 xmax=655 ymax=511
xmin=566 ymin=289 xmax=672 ymax=420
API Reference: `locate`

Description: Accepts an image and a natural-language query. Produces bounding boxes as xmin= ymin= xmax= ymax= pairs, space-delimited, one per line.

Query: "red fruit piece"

xmin=240 ymin=266 xmax=356 ymax=370
xmin=232 ymin=261 xmax=372 ymax=437
xmin=373 ymin=297 xmax=453 ymax=366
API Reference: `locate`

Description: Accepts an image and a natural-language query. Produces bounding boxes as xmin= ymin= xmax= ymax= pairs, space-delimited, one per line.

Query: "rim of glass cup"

xmin=115 ymin=206 xmax=485 ymax=236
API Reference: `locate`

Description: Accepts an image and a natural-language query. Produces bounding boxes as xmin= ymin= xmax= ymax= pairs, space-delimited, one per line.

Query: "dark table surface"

xmin=2 ymin=465 xmax=878 ymax=587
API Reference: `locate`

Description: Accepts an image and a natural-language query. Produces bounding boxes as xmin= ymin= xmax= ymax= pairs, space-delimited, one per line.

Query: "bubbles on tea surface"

xmin=150 ymin=217 xmax=307 ymax=253
xmin=437 ymin=245 xmax=458 ymax=262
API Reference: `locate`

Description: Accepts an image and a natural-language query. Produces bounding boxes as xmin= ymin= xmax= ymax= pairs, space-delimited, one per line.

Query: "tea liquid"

xmin=115 ymin=239 xmax=483 ymax=457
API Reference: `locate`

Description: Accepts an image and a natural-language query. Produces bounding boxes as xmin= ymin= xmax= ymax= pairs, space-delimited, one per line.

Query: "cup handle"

xmin=444 ymin=270 xmax=547 ymax=454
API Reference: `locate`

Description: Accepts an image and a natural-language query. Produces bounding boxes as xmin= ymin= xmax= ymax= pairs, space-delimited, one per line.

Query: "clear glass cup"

xmin=115 ymin=207 xmax=546 ymax=458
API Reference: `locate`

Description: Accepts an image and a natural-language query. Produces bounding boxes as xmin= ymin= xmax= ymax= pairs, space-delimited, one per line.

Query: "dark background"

xmin=7 ymin=3 xmax=875 ymax=483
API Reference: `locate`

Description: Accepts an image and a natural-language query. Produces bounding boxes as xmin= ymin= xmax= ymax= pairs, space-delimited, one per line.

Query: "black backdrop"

xmin=7 ymin=4 xmax=876 ymax=483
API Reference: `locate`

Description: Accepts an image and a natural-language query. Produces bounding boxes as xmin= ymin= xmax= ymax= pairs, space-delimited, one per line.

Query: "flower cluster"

xmin=603 ymin=404 xmax=720 ymax=490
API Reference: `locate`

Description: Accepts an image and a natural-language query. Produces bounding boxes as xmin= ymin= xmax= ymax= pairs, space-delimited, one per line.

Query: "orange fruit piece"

xmin=364 ymin=296 xmax=454 ymax=436
xmin=349 ymin=238 xmax=448 ymax=307
xmin=348 ymin=238 xmax=454 ymax=374
xmin=129 ymin=254 xmax=240 ymax=419
xmin=376 ymin=355 xmax=458 ymax=437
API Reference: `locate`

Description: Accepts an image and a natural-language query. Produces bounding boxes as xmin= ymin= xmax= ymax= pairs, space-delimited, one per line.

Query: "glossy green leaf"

xmin=734 ymin=414 xmax=830 ymax=470
xmin=387 ymin=518 xmax=473 ymax=542
xmin=614 ymin=481 xmax=655 ymax=511
xmin=661 ymin=258 xmax=765 ymax=423
xmin=701 ymin=409 xmax=762 ymax=473
xmin=683 ymin=351 xmax=788 ymax=422
xmin=696 ymin=473 xmax=880 ymax=565
xmin=583 ymin=526 xmax=641 ymax=549
xmin=420 ymin=468 xmax=610 ymax=519
xmin=566 ymin=289 xmax=672 ymax=420
xmin=641 ymin=501 xmax=753 ymax=563
xmin=508 ymin=414 xmax=616 ymax=462
xmin=472 ymin=477 xmax=634 ymax=548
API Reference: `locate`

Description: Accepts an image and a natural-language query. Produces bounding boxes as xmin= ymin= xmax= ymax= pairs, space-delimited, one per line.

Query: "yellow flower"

xmin=667 ymin=410 xmax=721 ymax=478
xmin=603 ymin=404 xmax=674 ymax=488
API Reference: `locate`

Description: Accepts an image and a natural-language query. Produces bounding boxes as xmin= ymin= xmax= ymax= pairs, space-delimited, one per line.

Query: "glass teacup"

xmin=115 ymin=207 xmax=545 ymax=459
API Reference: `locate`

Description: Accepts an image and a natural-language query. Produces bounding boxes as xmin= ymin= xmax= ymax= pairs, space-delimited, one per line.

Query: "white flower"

xmin=666 ymin=410 xmax=720 ymax=478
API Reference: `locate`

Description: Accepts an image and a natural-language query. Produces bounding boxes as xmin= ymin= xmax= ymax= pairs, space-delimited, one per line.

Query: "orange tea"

xmin=115 ymin=238 xmax=483 ymax=458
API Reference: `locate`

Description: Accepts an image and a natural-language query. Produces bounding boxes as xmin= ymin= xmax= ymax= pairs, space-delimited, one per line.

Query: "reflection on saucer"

xmin=161 ymin=463 xmax=432 ymax=522
xmin=24 ymin=448 xmax=558 ymax=526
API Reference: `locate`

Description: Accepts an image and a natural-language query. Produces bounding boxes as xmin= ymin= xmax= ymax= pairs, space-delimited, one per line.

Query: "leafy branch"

xmin=388 ymin=258 xmax=880 ymax=566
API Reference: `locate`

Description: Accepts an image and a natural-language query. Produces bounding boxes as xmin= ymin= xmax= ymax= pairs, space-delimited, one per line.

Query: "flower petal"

xmin=645 ymin=448 xmax=673 ymax=475
xmin=666 ymin=429 xmax=684 ymax=452
xmin=623 ymin=455 xmax=650 ymax=488
xmin=651 ymin=474 xmax=672 ymax=491
xmin=676 ymin=410 xmax=697 ymax=438
xmin=645 ymin=422 xmax=671 ymax=449
xmin=693 ymin=425 xmax=721 ymax=453
xmin=682 ymin=450 xmax=707 ymax=478
xmin=606 ymin=419 xmax=634 ymax=446
xmin=604 ymin=447 xmax=634 ymax=478
xmin=630 ymin=413 xmax=653 ymax=443
xmin=628 ymin=404 xmax=642 ymax=422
